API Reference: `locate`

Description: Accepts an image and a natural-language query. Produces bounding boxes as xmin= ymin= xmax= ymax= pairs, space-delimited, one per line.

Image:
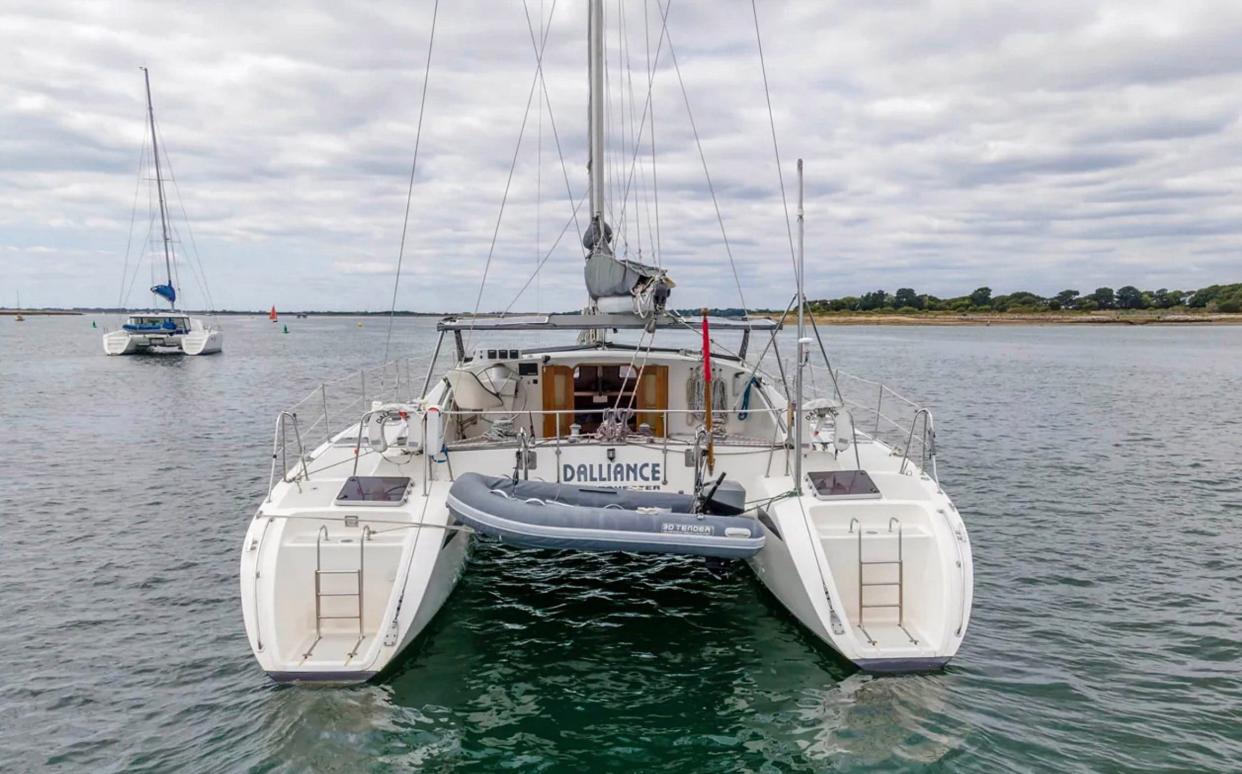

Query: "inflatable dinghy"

xmin=447 ymin=473 xmax=764 ymax=559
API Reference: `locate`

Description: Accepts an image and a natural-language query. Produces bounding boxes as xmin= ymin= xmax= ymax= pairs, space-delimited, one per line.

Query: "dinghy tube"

xmin=447 ymin=473 xmax=764 ymax=559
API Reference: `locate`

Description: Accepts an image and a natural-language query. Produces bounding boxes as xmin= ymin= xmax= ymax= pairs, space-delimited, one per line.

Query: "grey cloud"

xmin=2 ymin=0 xmax=1241 ymax=313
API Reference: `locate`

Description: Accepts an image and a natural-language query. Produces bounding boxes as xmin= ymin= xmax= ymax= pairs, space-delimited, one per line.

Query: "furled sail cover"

xmin=150 ymin=283 xmax=176 ymax=304
xmin=584 ymin=253 xmax=674 ymax=317
xmin=583 ymin=217 xmax=673 ymax=318
xmin=584 ymin=253 xmax=667 ymax=298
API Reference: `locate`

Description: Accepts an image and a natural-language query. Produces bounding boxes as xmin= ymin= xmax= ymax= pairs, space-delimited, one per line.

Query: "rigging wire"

xmin=616 ymin=0 xmax=631 ymax=256
xmin=383 ymin=0 xmax=440 ymax=365
xmin=465 ymin=4 xmax=558 ymax=351
xmin=645 ymin=0 xmax=663 ymax=267
xmin=658 ymin=0 xmax=749 ymax=314
xmin=503 ymin=194 xmax=587 ymax=314
xmin=520 ymin=0 xmax=583 ymax=246
xmin=123 ymin=163 xmax=160 ymax=307
xmin=620 ymin=0 xmax=637 ymax=258
xmin=117 ymin=140 xmax=147 ymax=309
xmin=628 ymin=0 xmax=656 ymax=265
xmin=751 ymin=1 xmax=840 ymax=391
xmin=751 ymin=0 xmax=797 ymax=271
xmin=604 ymin=1 xmax=621 ymax=235
xmin=614 ymin=0 xmax=672 ymax=246
xmin=156 ymin=119 xmax=217 ymax=312
xmin=610 ymin=324 xmax=656 ymax=420
xmin=618 ymin=0 xmax=647 ymax=262
xmin=137 ymin=110 xmax=185 ymax=311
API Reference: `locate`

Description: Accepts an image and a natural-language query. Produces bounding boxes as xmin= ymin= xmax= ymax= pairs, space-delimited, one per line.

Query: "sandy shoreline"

xmin=766 ymin=312 xmax=1242 ymax=326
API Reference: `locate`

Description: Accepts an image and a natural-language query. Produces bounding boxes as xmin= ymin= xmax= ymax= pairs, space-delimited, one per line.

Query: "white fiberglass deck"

xmin=241 ymin=341 xmax=971 ymax=683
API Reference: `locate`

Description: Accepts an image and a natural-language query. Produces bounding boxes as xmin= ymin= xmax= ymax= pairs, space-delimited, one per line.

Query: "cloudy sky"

xmin=3 ymin=0 xmax=1241 ymax=312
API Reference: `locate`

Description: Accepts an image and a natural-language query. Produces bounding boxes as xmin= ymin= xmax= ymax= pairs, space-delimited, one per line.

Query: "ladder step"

xmin=856 ymin=519 xmax=906 ymax=632
xmin=314 ymin=527 xmax=370 ymax=642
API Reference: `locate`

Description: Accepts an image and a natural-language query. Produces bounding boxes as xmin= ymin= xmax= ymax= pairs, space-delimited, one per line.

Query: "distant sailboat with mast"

xmin=103 ymin=67 xmax=222 ymax=356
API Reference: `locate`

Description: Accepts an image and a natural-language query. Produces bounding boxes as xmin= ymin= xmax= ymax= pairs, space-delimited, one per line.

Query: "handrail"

xmin=898 ymin=408 xmax=937 ymax=482
xmin=936 ymin=507 xmax=969 ymax=637
xmin=268 ymin=411 xmax=310 ymax=501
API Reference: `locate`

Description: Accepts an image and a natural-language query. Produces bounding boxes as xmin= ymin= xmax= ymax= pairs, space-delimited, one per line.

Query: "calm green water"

xmin=1 ymin=316 xmax=1239 ymax=772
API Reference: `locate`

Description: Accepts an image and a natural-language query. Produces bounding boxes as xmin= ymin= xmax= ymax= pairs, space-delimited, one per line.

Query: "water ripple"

xmin=2 ymin=319 xmax=1241 ymax=771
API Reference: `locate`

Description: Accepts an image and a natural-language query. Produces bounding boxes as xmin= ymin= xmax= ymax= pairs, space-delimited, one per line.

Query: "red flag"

xmin=701 ymin=312 xmax=711 ymax=379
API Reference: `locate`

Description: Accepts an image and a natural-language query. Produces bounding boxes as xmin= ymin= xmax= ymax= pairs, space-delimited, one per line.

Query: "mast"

xmin=580 ymin=0 xmax=669 ymax=321
xmin=794 ymin=159 xmax=806 ymax=494
xmin=587 ymin=0 xmax=609 ymax=258
xmin=141 ymin=66 xmax=176 ymax=309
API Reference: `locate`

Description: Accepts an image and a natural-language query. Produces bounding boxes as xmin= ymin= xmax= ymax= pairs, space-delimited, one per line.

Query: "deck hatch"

xmin=335 ymin=476 xmax=412 ymax=506
xmin=807 ymin=470 xmax=882 ymax=500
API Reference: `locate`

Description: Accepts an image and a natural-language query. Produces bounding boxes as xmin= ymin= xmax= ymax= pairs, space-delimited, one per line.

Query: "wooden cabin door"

xmin=541 ymin=364 xmax=574 ymax=438
xmin=635 ymin=365 xmax=668 ymax=437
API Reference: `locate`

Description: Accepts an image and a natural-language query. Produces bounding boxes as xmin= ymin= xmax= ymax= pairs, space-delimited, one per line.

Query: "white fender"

xmin=833 ymin=410 xmax=854 ymax=453
xmin=367 ymin=413 xmax=389 ymax=453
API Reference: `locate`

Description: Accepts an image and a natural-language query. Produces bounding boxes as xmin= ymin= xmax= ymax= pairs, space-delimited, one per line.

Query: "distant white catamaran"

xmin=241 ymin=2 xmax=972 ymax=683
xmin=103 ymin=67 xmax=222 ymax=356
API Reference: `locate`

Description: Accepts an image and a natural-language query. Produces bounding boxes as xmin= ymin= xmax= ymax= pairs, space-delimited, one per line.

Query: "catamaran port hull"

xmin=241 ymin=453 xmax=470 ymax=684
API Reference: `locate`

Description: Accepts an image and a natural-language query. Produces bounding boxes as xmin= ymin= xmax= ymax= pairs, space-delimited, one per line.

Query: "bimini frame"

xmin=422 ymin=312 xmax=785 ymax=397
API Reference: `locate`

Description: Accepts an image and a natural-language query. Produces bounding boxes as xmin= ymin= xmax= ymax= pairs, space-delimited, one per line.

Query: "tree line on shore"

xmin=804 ymin=282 xmax=1242 ymax=314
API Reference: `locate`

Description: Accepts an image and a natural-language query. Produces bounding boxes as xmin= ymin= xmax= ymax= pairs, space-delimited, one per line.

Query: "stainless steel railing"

xmin=268 ymin=411 xmax=310 ymax=500
xmin=813 ymin=367 xmax=940 ymax=482
xmin=267 ymin=352 xmax=939 ymax=492
xmin=281 ymin=356 xmax=428 ymax=448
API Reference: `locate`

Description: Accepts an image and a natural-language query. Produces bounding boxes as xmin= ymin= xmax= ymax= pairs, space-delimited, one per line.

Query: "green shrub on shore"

xmin=803 ymin=283 xmax=1240 ymax=314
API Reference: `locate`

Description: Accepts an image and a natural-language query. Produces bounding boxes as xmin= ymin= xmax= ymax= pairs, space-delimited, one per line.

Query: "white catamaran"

xmin=103 ymin=68 xmax=222 ymax=356
xmin=241 ymin=3 xmax=972 ymax=683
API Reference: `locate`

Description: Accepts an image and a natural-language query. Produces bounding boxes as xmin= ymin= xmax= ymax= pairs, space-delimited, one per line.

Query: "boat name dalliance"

xmin=562 ymin=462 xmax=662 ymax=484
